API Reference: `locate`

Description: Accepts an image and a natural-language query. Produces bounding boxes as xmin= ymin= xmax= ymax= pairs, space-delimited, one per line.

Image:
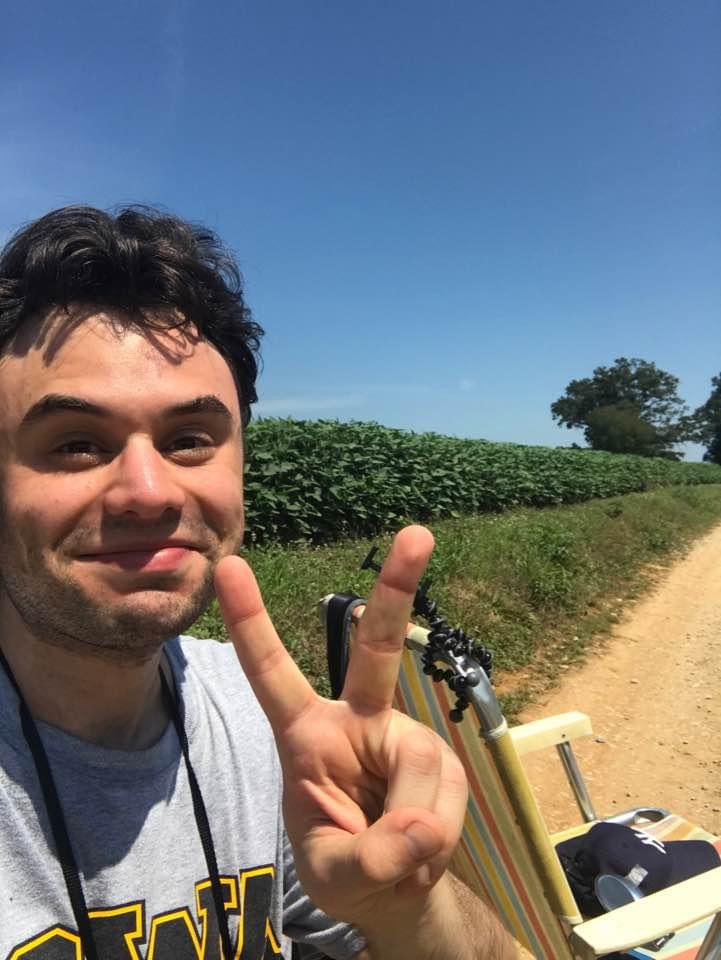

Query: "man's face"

xmin=0 ymin=312 xmax=245 ymax=660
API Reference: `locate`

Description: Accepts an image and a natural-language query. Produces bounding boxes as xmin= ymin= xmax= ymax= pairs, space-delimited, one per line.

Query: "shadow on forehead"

xmin=6 ymin=305 xmax=203 ymax=366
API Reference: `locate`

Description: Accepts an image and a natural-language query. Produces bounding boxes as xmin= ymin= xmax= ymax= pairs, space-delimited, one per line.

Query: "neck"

xmin=0 ymin=622 xmax=170 ymax=751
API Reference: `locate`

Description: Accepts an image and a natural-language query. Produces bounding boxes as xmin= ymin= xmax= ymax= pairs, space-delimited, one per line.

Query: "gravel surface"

xmin=518 ymin=522 xmax=721 ymax=836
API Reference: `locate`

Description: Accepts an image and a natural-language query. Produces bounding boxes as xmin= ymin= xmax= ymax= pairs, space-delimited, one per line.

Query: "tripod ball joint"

xmin=449 ymin=699 xmax=471 ymax=724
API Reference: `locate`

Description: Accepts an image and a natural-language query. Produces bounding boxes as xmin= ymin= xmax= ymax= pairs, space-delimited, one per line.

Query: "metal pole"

xmin=557 ymin=741 xmax=597 ymax=823
xmin=697 ymin=913 xmax=721 ymax=960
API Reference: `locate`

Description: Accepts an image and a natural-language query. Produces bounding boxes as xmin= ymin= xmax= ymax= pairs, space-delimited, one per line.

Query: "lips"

xmin=79 ymin=544 xmax=199 ymax=572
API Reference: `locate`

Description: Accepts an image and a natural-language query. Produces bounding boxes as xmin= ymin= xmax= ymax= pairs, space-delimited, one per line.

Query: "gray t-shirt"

xmin=0 ymin=636 xmax=365 ymax=960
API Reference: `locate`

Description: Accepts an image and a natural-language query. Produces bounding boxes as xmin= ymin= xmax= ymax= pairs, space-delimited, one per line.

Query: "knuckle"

xmin=445 ymin=745 xmax=467 ymax=777
xmin=442 ymin=746 xmax=469 ymax=789
xmin=403 ymin=726 xmax=442 ymax=768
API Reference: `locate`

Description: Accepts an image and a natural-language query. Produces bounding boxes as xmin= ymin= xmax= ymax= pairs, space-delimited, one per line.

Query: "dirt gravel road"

xmin=518 ymin=522 xmax=721 ymax=836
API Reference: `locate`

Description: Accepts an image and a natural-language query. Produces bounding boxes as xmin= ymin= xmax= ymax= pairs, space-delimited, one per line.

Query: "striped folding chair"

xmin=321 ymin=589 xmax=721 ymax=960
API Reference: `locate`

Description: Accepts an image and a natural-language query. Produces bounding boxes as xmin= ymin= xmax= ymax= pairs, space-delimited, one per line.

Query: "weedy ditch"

xmin=193 ymin=484 xmax=721 ymax=719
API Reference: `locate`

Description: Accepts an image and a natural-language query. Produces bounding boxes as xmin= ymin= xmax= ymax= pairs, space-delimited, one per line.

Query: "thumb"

xmin=359 ymin=815 xmax=443 ymax=888
xmin=307 ymin=809 xmax=446 ymax=901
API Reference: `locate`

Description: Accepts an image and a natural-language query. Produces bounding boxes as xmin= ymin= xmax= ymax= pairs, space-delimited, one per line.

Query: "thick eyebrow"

xmin=20 ymin=393 xmax=234 ymax=426
xmin=166 ymin=395 xmax=233 ymax=421
xmin=20 ymin=394 xmax=107 ymax=425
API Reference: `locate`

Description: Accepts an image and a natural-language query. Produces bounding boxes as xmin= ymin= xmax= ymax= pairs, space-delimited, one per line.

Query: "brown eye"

xmin=169 ymin=435 xmax=207 ymax=450
xmin=51 ymin=439 xmax=108 ymax=470
xmin=166 ymin=434 xmax=215 ymax=461
xmin=56 ymin=440 xmax=103 ymax=456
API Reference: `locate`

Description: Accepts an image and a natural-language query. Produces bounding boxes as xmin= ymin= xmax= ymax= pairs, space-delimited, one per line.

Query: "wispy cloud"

xmin=459 ymin=377 xmax=476 ymax=392
xmin=252 ymin=377 xmax=440 ymax=417
xmin=254 ymin=393 xmax=368 ymax=416
xmin=344 ymin=381 xmax=432 ymax=397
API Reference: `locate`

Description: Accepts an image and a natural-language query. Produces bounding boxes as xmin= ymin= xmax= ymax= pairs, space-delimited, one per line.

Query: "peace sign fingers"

xmin=215 ymin=555 xmax=317 ymax=735
xmin=341 ymin=525 xmax=434 ymax=711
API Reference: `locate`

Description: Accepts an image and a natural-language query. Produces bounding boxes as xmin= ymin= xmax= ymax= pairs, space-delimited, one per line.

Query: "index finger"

xmin=215 ymin=555 xmax=316 ymax=734
xmin=342 ymin=525 xmax=434 ymax=710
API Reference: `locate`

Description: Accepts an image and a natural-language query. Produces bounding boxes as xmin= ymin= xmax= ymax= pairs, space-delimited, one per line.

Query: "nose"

xmin=103 ymin=436 xmax=186 ymax=520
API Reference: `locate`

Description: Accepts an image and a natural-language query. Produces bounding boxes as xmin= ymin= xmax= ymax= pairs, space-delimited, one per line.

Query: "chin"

xmin=111 ymin=588 xmax=212 ymax=633
xmin=1 ymin=560 xmax=216 ymax=660
xmin=63 ymin=579 xmax=217 ymax=657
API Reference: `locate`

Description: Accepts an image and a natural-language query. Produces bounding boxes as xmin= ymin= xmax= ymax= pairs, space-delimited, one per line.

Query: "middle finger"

xmin=384 ymin=717 xmax=442 ymax=813
xmin=342 ymin=525 xmax=434 ymax=710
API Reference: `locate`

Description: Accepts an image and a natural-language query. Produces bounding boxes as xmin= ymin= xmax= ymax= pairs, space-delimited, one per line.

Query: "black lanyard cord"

xmin=159 ymin=669 xmax=234 ymax=960
xmin=0 ymin=649 xmax=234 ymax=960
xmin=0 ymin=646 xmax=100 ymax=960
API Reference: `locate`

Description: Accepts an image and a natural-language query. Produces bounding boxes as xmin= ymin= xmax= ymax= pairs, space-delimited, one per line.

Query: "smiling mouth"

xmin=80 ymin=546 xmax=198 ymax=572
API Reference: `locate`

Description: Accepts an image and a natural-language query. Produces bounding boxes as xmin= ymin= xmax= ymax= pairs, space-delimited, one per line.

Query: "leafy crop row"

xmin=243 ymin=419 xmax=721 ymax=544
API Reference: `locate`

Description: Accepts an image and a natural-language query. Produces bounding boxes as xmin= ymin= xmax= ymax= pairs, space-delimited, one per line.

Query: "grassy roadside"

xmin=192 ymin=484 xmax=721 ymax=718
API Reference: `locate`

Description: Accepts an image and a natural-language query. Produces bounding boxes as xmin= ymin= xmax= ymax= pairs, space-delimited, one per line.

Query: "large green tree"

xmin=693 ymin=373 xmax=721 ymax=465
xmin=551 ymin=357 xmax=692 ymax=459
xmin=583 ymin=405 xmax=661 ymax=457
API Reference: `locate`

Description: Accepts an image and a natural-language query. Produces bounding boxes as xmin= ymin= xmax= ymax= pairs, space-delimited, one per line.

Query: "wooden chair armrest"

xmin=509 ymin=711 xmax=593 ymax=756
xmin=569 ymin=866 xmax=721 ymax=959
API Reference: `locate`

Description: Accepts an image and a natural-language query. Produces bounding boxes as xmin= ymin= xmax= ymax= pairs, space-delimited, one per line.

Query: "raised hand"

xmin=214 ymin=525 xmax=469 ymax=931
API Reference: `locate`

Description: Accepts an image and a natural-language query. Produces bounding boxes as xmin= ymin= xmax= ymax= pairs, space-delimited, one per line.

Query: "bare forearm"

xmin=355 ymin=873 xmax=518 ymax=960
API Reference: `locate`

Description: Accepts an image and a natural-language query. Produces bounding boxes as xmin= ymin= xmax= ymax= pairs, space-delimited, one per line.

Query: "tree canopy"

xmin=693 ymin=373 xmax=721 ymax=465
xmin=584 ymin=405 xmax=662 ymax=457
xmin=551 ymin=357 xmax=693 ymax=459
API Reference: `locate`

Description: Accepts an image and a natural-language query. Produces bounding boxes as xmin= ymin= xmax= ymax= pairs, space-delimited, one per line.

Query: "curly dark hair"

xmin=0 ymin=204 xmax=264 ymax=426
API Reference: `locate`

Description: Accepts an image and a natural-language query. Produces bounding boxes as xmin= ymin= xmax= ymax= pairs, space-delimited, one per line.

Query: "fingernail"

xmin=404 ymin=822 xmax=441 ymax=861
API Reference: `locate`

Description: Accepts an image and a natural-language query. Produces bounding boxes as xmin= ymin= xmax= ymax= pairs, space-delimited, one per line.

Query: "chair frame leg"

xmin=556 ymin=742 xmax=597 ymax=822
xmin=697 ymin=912 xmax=721 ymax=960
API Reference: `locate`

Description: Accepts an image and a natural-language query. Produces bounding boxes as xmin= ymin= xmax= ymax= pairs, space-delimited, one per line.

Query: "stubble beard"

xmin=0 ymin=491 xmax=244 ymax=663
xmin=0 ymin=557 xmax=220 ymax=663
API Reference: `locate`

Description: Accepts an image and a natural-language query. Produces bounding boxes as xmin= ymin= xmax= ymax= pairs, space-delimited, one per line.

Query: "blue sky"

xmin=2 ymin=1 xmax=719 ymax=458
